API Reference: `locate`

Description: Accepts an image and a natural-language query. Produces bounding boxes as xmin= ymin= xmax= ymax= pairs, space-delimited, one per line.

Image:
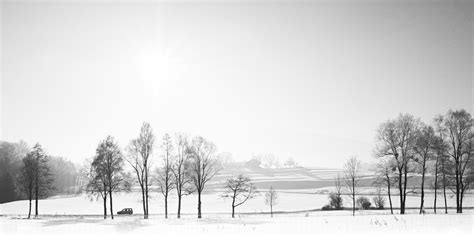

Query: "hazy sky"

xmin=1 ymin=0 xmax=472 ymax=168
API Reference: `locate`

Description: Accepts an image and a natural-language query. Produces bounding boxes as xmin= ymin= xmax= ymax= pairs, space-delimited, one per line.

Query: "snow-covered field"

xmin=1 ymin=190 xmax=472 ymax=216
xmin=1 ymin=211 xmax=472 ymax=237
xmin=1 ymin=165 xmax=472 ymax=236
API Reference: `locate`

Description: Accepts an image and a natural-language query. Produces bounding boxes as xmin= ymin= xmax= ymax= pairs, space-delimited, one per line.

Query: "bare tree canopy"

xmin=189 ymin=136 xmax=220 ymax=218
xmin=437 ymin=109 xmax=473 ymax=213
xmin=172 ymin=134 xmax=194 ymax=219
xmin=18 ymin=152 xmax=36 ymax=219
xmin=91 ymin=136 xmax=129 ymax=220
xmin=329 ymin=174 xmax=343 ymax=210
xmin=221 ymin=174 xmax=258 ymax=218
xmin=344 ymin=156 xmax=361 ymax=216
xmin=413 ymin=124 xmax=436 ymax=214
xmin=375 ymin=113 xmax=421 ymax=214
xmin=374 ymin=157 xmax=395 ymax=214
xmin=156 ymin=133 xmax=175 ymax=219
xmin=31 ymin=143 xmax=54 ymax=217
xmin=264 ymin=186 xmax=278 ymax=218
xmin=126 ymin=122 xmax=155 ymax=219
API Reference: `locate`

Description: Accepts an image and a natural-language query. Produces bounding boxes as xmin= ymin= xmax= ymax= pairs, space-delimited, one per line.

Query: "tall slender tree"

xmin=172 ymin=134 xmax=194 ymax=218
xmin=30 ymin=144 xmax=53 ymax=217
xmin=264 ymin=186 xmax=278 ymax=218
xmin=18 ymin=153 xmax=36 ymax=219
xmin=86 ymin=161 xmax=109 ymax=219
xmin=189 ymin=136 xmax=220 ymax=218
xmin=343 ymin=156 xmax=361 ymax=216
xmin=413 ymin=125 xmax=436 ymax=214
xmin=374 ymin=157 xmax=394 ymax=214
xmin=157 ymin=133 xmax=175 ymax=219
xmin=126 ymin=122 xmax=155 ymax=219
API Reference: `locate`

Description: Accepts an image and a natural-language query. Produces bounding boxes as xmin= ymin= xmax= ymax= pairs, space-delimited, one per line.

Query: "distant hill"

xmin=205 ymin=162 xmax=376 ymax=192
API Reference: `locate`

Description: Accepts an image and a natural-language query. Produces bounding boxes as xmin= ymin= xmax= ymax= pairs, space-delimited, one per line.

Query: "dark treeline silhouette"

xmin=375 ymin=109 xmax=473 ymax=214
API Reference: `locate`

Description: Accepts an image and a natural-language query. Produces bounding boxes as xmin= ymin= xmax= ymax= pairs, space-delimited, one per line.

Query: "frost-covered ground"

xmin=1 ymin=190 xmax=472 ymax=216
xmin=1 ymin=211 xmax=472 ymax=237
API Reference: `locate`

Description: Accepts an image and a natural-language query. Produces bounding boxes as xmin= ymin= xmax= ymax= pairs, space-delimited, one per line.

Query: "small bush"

xmin=328 ymin=192 xmax=343 ymax=210
xmin=372 ymin=196 xmax=386 ymax=209
xmin=357 ymin=196 xmax=372 ymax=210
xmin=322 ymin=204 xmax=332 ymax=211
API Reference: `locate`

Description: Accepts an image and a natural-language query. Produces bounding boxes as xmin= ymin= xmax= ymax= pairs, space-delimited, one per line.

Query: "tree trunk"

xmin=145 ymin=170 xmax=149 ymax=219
xmin=177 ymin=195 xmax=182 ymax=219
xmin=231 ymin=196 xmax=235 ymax=218
xmin=398 ymin=168 xmax=404 ymax=214
xmin=387 ymin=182 xmax=393 ymax=215
xmin=433 ymin=157 xmax=439 ymax=214
xmin=165 ymin=194 xmax=168 ymax=219
xmin=419 ymin=164 xmax=425 ymax=214
xmin=402 ymin=165 xmax=408 ymax=215
xmin=28 ymin=197 xmax=32 ymax=219
xmin=352 ymin=195 xmax=355 ymax=216
xmin=352 ymin=178 xmax=355 ymax=216
xmin=197 ymin=191 xmax=202 ymax=219
xmin=35 ymin=178 xmax=39 ymax=217
xmin=455 ymin=161 xmax=460 ymax=213
xmin=109 ymin=191 xmax=114 ymax=220
xmin=103 ymin=195 xmax=107 ymax=219
xmin=141 ymin=186 xmax=146 ymax=219
xmin=442 ymin=160 xmax=448 ymax=214
xmin=270 ymin=203 xmax=273 ymax=218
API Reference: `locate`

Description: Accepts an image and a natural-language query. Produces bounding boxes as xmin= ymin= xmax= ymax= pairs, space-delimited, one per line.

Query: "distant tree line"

xmin=0 ymin=141 xmax=80 ymax=210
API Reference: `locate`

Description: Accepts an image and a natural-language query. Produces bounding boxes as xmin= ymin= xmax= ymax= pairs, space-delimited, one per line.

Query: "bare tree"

xmin=413 ymin=125 xmax=436 ymax=214
xmin=372 ymin=186 xmax=386 ymax=209
xmin=434 ymin=115 xmax=450 ymax=214
xmin=438 ymin=109 xmax=473 ymax=213
xmin=30 ymin=143 xmax=54 ymax=217
xmin=343 ymin=156 xmax=361 ymax=216
xmin=329 ymin=174 xmax=343 ymax=210
xmin=189 ymin=136 xmax=220 ymax=218
xmin=375 ymin=113 xmax=421 ymax=214
xmin=86 ymin=161 xmax=108 ymax=219
xmin=18 ymin=153 xmax=36 ymax=219
xmin=93 ymin=136 xmax=128 ymax=220
xmin=157 ymin=133 xmax=175 ymax=219
xmin=374 ymin=157 xmax=394 ymax=214
xmin=126 ymin=122 xmax=155 ymax=219
xmin=172 ymin=134 xmax=194 ymax=218
xmin=171 ymin=134 xmax=193 ymax=218
xmin=221 ymin=175 xmax=258 ymax=218
xmin=264 ymin=186 xmax=278 ymax=218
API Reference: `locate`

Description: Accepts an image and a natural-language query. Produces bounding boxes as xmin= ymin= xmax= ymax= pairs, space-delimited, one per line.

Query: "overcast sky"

xmin=1 ymin=0 xmax=472 ymax=168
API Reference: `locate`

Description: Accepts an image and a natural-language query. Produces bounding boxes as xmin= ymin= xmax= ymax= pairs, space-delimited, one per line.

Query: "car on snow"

xmin=117 ymin=208 xmax=133 ymax=215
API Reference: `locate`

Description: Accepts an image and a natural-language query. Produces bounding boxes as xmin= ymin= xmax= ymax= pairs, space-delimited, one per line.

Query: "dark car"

xmin=117 ymin=208 xmax=133 ymax=215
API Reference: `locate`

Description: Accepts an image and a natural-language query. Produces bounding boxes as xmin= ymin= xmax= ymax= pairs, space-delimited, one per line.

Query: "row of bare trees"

xmin=375 ymin=109 xmax=473 ymax=214
xmin=86 ymin=122 xmax=222 ymax=219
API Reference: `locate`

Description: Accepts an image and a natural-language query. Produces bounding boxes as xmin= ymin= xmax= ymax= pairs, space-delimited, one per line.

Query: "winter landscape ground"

xmin=1 ymin=166 xmax=473 ymax=236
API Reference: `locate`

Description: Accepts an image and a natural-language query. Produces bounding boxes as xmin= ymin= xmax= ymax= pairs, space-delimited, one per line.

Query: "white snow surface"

xmin=1 ymin=211 xmax=472 ymax=237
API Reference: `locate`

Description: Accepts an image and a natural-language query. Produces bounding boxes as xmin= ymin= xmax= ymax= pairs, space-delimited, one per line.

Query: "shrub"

xmin=356 ymin=196 xmax=371 ymax=210
xmin=322 ymin=204 xmax=332 ymax=211
xmin=372 ymin=196 xmax=386 ymax=209
xmin=328 ymin=192 xmax=343 ymax=210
